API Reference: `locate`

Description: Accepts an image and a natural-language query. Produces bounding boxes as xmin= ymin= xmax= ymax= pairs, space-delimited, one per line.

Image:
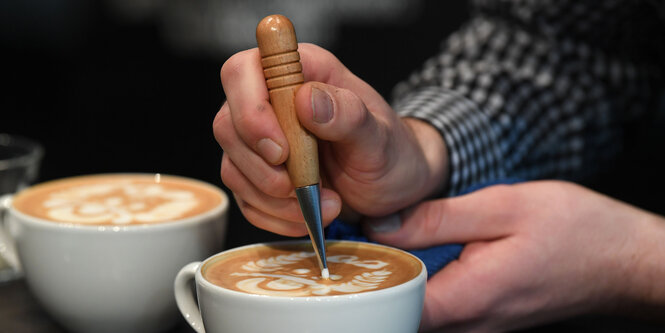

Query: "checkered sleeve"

xmin=392 ymin=0 xmax=663 ymax=196
xmin=393 ymin=87 xmax=506 ymax=195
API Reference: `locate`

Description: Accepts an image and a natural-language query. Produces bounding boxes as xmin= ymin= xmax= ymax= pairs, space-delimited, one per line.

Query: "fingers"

xmin=420 ymin=261 xmax=475 ymax=332
xmin=218 ymin=44 xmax=363 ymax=167
xmin=214 ymin=102 xmax=293 ymax=199
xmin=364 ymin=185 xmax=519 ymax=249
xmin=219 ymin=48 xmax=288 ymax=165
xmin=221 ymin=153 xmax=300 ymax=222
xmin=217 ymin=43 xmax=404 ymax=232
xmin=419 ymin=242 xmax=509 ymax=332
xmin=233 ymin=195 xmax=308 ymax=237
xmin=221 ymin=153 xmax=342 ymax=236
xmin=236 ymin=191 xmax=341 ymax=237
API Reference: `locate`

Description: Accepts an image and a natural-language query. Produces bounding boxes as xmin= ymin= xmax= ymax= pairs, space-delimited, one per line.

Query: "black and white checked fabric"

xmin=393 ymin=0 xmax=665 ymax=196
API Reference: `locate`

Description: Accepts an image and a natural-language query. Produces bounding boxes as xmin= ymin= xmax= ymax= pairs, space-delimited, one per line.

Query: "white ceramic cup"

xmin=174 ymin=240 xmax=427 ymax=333
xmin=0 ymin=174 xmax=229 ymax=333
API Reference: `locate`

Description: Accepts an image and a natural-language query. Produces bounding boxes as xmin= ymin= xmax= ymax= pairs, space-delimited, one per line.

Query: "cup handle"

xmin=0 ymin=194 xmax=21 ymax=273
xmin=175 ymin=262 xmax=205 ymax=333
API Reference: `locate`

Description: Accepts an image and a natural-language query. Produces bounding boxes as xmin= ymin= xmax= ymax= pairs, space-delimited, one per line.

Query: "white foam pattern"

xmin=231 ymin=251 xmax=392 ymax=296
xmin=42 ymin=181 xmax=199 ymax=224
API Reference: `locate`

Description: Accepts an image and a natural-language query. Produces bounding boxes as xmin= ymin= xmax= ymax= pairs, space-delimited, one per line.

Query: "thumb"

xmin=363 ymin=187 xmax=516 ymax=249
xmin=294 ymin=82 xmax=394 ymax=167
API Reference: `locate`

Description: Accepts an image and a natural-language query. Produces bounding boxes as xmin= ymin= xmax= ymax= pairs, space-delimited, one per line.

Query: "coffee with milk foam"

xmin=203 ymin=241 xmax=422 ymax=297
xmin=12 ymin=174 xmax=223 ymax=225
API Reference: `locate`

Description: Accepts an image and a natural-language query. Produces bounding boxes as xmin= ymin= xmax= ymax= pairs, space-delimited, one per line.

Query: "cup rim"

xmin=5 ymin=173 xmax=229 ymax=232
xmin=0 ymin=133 xmax=44 ymax=172
xmin=195 ymin=239 xmax=427 ymax=300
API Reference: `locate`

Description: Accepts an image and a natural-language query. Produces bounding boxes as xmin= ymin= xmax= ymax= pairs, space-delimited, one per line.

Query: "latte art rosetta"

xmin=204 ymin=242 xmax=423 ymax=297
xmin=42 ymin=182 xmax=198 ymax=224
xmin=230 ymin=252 xmax=391 ymax=296
xmin=12 ymin=174 xmax=223 ymax=225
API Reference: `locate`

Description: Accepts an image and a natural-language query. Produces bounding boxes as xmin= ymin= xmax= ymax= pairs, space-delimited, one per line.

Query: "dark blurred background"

xmin=0 ymin=0 xmax=469 ymax=248
xmin=3 ymin=0 xmax=664 ymax=249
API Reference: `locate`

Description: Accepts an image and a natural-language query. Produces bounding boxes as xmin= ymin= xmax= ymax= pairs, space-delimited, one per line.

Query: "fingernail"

xmin=367 ymin=214 xmax=402 ymax=233
xmin=256 ymin=138 xmax=283 ymax=164
xmin=311 ymin=87 xmax=333 ymax=124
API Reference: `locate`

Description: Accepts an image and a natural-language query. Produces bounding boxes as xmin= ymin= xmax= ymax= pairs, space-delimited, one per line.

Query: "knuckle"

xmin=233 ymin=100 xmax=271 ymax=135
xmin=212 ymin=104 xmax=233 ymax=145
xmin=257 ymin=172 xmax=292 ymax=198
xmin=219 ymin=157 xmax=239 ymax=190
xmin=299 ymin=43 xmax=343 ymax=81
xmin=338 ymin=89 xmax=369 ymax=129
xmin=220 ymin=53 xmax=246 ymax=85
xmin=419 ymin=201 xmax=447 ymax=235
xmin=237 ymin=201 xmax=260 ymax=224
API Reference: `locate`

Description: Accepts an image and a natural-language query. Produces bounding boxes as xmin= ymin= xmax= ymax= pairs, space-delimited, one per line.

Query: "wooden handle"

xmin=256 ymin=14 xmax=319 ymax=188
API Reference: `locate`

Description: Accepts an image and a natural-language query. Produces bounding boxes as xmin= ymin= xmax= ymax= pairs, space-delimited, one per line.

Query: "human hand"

xmin=365 ymin=181 xmax=665 ymax=332
xmin=214 ymin=43 xmax=448 ymax=236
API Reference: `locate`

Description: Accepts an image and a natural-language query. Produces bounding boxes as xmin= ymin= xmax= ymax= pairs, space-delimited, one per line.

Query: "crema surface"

xmin=203 ymin=242 xmax=421 ymax=297
xmin=12 ymin=174 xmax=223 ymax=225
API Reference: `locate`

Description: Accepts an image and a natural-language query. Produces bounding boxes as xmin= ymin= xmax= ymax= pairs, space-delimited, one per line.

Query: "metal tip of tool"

xmin=295 ymin=184 xmax=327 ymax=272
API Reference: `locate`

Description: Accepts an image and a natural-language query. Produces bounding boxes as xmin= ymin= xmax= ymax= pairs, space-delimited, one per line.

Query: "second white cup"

xmin=0 ymin=173 xmax=229 ymax=333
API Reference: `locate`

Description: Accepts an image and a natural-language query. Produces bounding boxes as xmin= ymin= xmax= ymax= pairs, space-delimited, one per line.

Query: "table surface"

xmin=0 ymin=279 xmax=193 ymax=333
xmin=1 ymin=278 xmax=662 ymax=333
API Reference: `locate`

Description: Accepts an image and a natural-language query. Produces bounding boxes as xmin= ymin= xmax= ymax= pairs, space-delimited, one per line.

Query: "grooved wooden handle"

xmin=256 ymin=15 xmax=319 ymax=188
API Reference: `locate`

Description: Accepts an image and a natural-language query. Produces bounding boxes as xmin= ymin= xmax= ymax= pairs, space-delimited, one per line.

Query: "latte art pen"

xmin=256 ymin=15 xmax=329 ymax=279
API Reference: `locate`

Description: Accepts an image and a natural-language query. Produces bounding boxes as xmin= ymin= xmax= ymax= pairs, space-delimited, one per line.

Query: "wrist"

xmin=401 ymin=117 xmax=449 ymax=198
